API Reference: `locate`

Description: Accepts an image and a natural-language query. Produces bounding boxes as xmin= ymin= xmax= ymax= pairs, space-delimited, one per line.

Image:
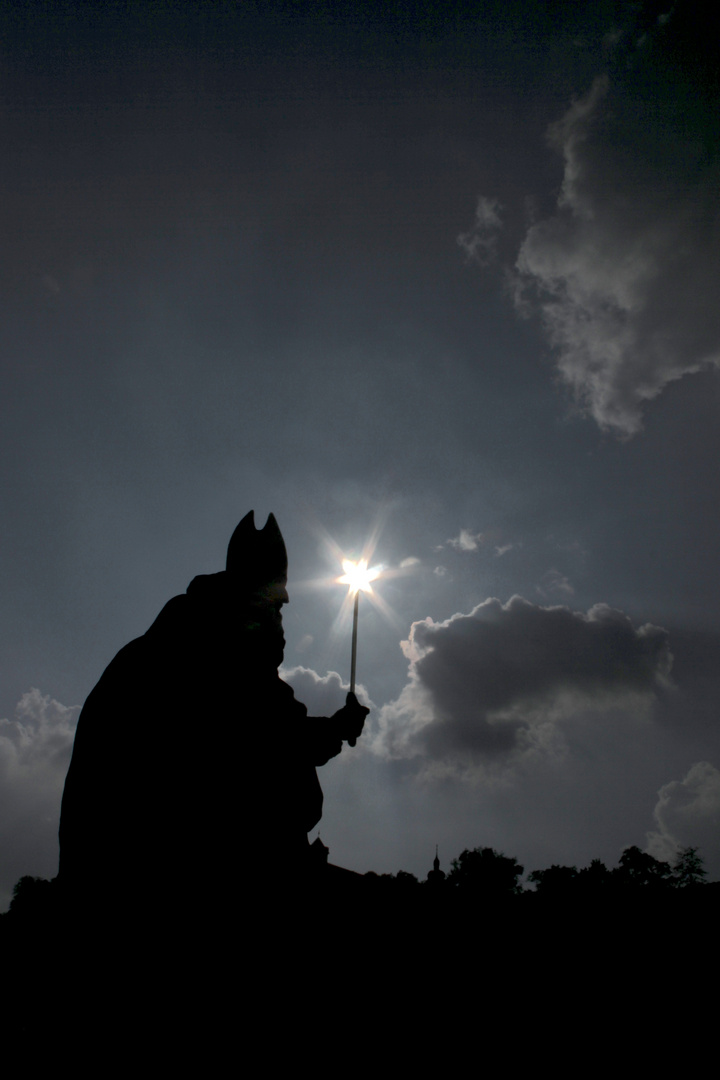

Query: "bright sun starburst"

xmin=295 ymin=513 xmax=410 ymax=647
xmin=337 ymin=558 xmax=382 ymax=595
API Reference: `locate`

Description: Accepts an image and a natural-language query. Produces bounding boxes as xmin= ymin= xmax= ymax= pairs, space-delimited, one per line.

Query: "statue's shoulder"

xmin=82 ymin=590 xmax=189 ymax=701
xmin=276 ymin=674 xmax=306 ymax=708
xmin=144 ymin=591 xmax=191 ymax=636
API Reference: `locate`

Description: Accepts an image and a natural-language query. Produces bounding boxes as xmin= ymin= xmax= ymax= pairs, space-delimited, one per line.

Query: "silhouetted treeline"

xmin=2 ymin=843 xmax=716 ymax=1061
xmin=2 ymin=843 xmax=714 ymax=926
xmin=360 ymin=843 xmax=711 ymax=898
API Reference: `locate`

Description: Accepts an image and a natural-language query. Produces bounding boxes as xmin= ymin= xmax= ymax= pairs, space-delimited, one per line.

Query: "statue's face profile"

xmin=244 ymin=577 xmax=289 ymax=666
xmin=254 ymin=579 xmax=290 ymax=608
xmin=224 ymin=511 xmax=289 ymax=667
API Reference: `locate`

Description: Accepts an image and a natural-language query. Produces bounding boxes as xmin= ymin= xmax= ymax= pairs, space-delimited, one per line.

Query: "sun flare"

xmin=337 ymin=558 xmax=382 ymax=595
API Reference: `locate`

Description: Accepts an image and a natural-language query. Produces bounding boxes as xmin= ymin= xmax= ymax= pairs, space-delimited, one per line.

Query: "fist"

xmin=332 ymin=691 xmax=370 ymax=747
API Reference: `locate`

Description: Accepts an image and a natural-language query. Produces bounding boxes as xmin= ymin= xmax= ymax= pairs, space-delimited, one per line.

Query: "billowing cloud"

xmin=517 ymin=61 xmax=720 ymax=436
xmin=374 ymin=597 xmax=672 ymax=771
xmin=457 ymin=196 xmax=503 ymax=265
xmin=646 ymin=761 xmax=720 ymax=875
xmin=280 ymin=665 xmax=372 ymax=717
xmin=472 ymin=13 xmax=720 ymax=437
xmin=0 ymin=690 xmax=79 ymax=911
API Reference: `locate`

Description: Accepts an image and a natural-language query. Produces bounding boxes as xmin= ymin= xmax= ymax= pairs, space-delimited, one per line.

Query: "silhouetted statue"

xmin=57 ymin=511 xmax=369 ymax=924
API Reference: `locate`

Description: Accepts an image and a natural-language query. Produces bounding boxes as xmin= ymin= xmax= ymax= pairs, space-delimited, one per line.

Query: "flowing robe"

xmin=59 ymin=572 xmax=338 ymax=915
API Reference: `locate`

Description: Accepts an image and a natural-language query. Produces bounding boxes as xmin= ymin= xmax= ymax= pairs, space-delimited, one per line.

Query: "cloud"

xmin=446 ymin=529 xmax=484 ymax=552
xmin=280 ymin=665 xmax=372 ymax=716
xmin=400 ymin=557 xmax=421 ymax=568
xmin=0 ymin=690 xmax=79 ymax=911
xmin=646 ymin=761 xmax=720 ymax=875
xmin=295 ymin=634 xmax=314 ymax=653
xmin=494 ymin=15 xmax=720 ymax=437
xmin=457 ymin=196 xmax=503 ymax=265
xmin=515 ymin=66 xmax=720 ymax=436
xmin=374 ymin=596 xmax=672 ymax=772
xmin=537 ymin=569 xmax=574 ymax=597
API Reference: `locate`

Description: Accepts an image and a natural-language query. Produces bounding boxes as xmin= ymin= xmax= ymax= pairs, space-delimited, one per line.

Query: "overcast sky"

xmin=2 ymin=0 xmax=719 ymax=910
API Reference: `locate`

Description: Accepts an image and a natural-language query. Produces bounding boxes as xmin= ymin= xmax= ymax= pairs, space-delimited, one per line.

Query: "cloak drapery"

xmin=59 ymin=570 xmax=339 ymax=915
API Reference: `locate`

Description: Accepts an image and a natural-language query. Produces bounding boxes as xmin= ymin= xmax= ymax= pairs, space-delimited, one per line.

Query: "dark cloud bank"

xmin=376 ymin=596 xmax=672 ymax=763
xmin=300 ymin=594 xmax=720 ymax=882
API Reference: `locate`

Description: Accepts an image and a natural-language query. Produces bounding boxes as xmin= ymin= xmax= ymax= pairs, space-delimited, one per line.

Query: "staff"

xmin=338 ymin=557 xmax=380 ymax=695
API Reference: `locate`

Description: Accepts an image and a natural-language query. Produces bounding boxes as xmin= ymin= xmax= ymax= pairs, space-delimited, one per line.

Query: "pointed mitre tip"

xmin=226 ymin=510 xmax=287 ymax=579
xmin=226 ymin=510 xmax=256 ymax=571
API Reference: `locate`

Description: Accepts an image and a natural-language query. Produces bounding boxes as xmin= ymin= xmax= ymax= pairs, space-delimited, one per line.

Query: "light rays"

xmin=337 ymin=557 xmax=382 ymax=595
xmin=298 ymin=515 xmax=400 ymax=639
xmin=331 ymin=549 xmax=397 ymax=636
xmin=336 ymin=557 xmax=385 ymax=694
xmin=288 ymin=511 xmax=419 ymax=683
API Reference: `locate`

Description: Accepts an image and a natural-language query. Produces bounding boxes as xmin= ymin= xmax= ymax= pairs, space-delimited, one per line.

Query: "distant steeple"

xmin=427 ymin=844 xmax=446 ymax=886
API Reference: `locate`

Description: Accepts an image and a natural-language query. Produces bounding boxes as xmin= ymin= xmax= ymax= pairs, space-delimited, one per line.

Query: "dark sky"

xmin=2 ymin=0 xmax=719 ymax=908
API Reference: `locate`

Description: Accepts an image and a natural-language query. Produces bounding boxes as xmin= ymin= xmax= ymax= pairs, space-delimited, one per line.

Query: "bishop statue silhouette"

xmin=58 ymin=511 xmax=369 ymax=923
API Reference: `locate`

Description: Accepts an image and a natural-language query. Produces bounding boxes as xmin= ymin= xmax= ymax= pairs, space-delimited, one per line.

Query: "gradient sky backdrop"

xmin=2 ymin=0 xmax=719 ymax=910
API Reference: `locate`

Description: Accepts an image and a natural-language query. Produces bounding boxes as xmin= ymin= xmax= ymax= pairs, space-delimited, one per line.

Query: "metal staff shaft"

xmin=350 ymin=590 xmax=359 ymax=694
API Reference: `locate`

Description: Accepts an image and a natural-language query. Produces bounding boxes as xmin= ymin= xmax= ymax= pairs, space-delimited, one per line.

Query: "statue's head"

xmin=226 ymin=510 xmax=287 ymax=589
xmin=226 ymin=511 xmax=289 ymax=664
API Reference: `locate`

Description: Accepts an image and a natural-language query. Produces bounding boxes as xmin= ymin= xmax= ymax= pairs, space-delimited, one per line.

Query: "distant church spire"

xmin=427 ymin=844 xmax=445 ymax=886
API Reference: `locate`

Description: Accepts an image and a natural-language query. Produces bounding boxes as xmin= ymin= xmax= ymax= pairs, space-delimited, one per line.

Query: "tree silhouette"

xmin=528 ymin=864 xmax=578 ymax=896
xmin=394 ymin=870 xmax=420 ymax=889
xmin=672 ymin=846 xmax=706 ymax=887
xmin=447 ymin=847 xmax=523 ymax=896
xmin=615 ymin=846 xmax=672 ymax=889
xmin=576 ymin=858 xmax=613 ymax=895
xmin=8 ymin=876 xmax=55 ymax=920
